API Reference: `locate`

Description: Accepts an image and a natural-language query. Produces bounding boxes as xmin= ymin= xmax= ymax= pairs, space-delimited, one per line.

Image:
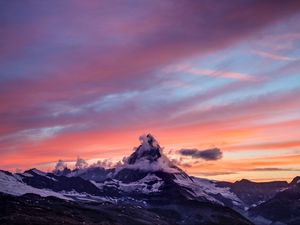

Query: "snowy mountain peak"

xmin=114 ymin=134 xmax=181 ymax=174
xmin=127 ymin=134 xmax=162 ymax=165
xmin=140 ymin=133 xmax=160 ymax=149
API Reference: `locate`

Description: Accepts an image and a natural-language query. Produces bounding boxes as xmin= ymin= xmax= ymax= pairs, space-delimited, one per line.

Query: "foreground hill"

xmin=0 ymin=192 xmax=254 ymax=225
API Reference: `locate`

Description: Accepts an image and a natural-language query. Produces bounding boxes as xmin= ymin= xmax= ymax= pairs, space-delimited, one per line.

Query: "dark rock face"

xmin=216 ymin=179 xmax=288 ymax=207
xmin=113 ymin=168 xmax=149 ymax=183
xmin=76 ymin=167 xmax=115 ymax=182
xmin=21 ymin=169 xmax=101 ymax=195
xmin=0 ymin=193 xmax=254 ymax=225
xmin=0 ymin=169 xmax=13 ymax=176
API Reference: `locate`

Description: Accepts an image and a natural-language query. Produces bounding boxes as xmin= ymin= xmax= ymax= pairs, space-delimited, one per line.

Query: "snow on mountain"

xmin=21 ymin=172 xmax=34 ymax=177
xmin=2 ymin=133 xmax=296 ymax=214
xmin=24 ymin=168 xmax=58 ymax=181
xmin=30 ymin=168 xmax=47 ymax=176
xmin=216 ymin=179 xmax=289 ymax=208
xmin=89 ymin=134 xmax=244 ymax=208
xmin=0 ymin=169 xmax=117 ymax=203
xmin=0 ymin=170 xmax=70 ymax=200
xmin=93 ymin=174 xmax=164 ymax=194
xmin=0 ymin=134 xmax=245 ymax=209
xmin=248 ymin=180 xmax=300 ymax=225
xmin=174 ymin=174 xmax=242 ymax=206
xmin=1 ymin=134 xmax=299 ymax=225
xmin=114 ymin=134 xmax=185 ymax=177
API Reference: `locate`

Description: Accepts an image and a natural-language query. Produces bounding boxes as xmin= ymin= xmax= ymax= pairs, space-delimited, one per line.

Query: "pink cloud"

xmin=167 ymin=64 xmax=255 ymax=81
xmin=252 ymin=49 xmax=298 ymax=61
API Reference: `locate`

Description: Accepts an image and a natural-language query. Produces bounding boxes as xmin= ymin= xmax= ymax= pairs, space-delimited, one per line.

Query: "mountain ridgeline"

xmin=0 ymin=134 xmax=299 ymax=225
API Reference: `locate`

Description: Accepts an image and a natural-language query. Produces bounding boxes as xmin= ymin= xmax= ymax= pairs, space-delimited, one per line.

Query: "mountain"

xmin=0 ymin=168 xmax=109 ymax=202
xmin=216 ymin=179 xmax=288 ymax=208
xmin=0 ymin=134 xmax=298 ymax=225
xmin=68 ymin=167 xmax=114 ymax=182
xmin=0 ymin=168 xmax=253 ymax=225
xmin=248 ymin=178 xmax=300 ymax=225
xmin=21 ymin=168 xmax=102 ymax=195
xmin=92 ymin=134 xmax=244 ymax=209
xmin=290 ymin=176 xmax=300 ymax=186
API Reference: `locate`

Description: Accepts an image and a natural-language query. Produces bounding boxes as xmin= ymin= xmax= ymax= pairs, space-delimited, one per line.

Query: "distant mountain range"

xmin=0 ymin=134 xmax=299 ymax=225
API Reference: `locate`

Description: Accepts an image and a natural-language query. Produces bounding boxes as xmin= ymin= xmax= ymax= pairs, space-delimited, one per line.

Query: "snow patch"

xmin=0 ymin=171 xmax=70 ymax=200
xmin=174 ymin=175 xmax=243 ymax=206
xmin=22 ymin=172 xmax=33 ymax=177
xmin=31 ymin=169 xmax=47 ymax=176
xmin=119 ymin=156 xmax=180 ymax=174
xmin=93 ymin=174 xmax=164 ymax=194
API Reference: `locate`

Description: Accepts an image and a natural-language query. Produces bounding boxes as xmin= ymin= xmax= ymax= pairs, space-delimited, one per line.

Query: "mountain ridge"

xmin=0 ymin=134 xmax=299 ymax=225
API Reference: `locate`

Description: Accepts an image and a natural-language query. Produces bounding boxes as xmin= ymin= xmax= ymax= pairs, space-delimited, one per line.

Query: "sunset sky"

xmin=1 ymin=1 xmax=300 ymax=182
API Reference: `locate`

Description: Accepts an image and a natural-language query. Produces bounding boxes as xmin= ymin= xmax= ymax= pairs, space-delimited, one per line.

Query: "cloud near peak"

xmin=178 ymin=148 xmax=223 ymax=161
xmin=75 ymin=157 xmax=88 ymax=170
xmin=54 ymin=159 xmax=67 ymax=172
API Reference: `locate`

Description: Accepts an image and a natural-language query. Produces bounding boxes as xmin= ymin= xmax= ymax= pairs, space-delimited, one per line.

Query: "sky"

xmin=1 ymin=0 xmax=300 ymax=182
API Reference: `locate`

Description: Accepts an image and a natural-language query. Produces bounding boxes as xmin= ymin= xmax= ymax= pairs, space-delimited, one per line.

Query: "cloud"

xmin=167 ymin=64 xmax=255 ymax=81
xmin=178 ymin=148 xmax=223 ymax=161
xmin=1 ymin=1 xmax=300 ymax=135
xmin=135 ymin=134 xmax=161 ymax=158
xmin=54 ymin=159 xmax=67 ymax=172
xmin=250 ymin=167 xmax=300 ymax=171
xmin=170 ymin=158 xmax=194 ymax=168
xmin=252 ymin=49 xmax=298 ymax=61
xmin=75 ymin=157 xmax=88 ymax=170
xmin=188 ymin=154 xmax=300 ymax=179
xmin=193 ymin=171 xmax=236 ymax=176
xmin=169 ymin=87 xmax=300 ymax=130
xmin=91 ymin=159 xmax=114 ymax=169
xmin=15 ymin=168 xmax=22 ymax=173
xmin=225 ymin=140 xmax=300 ymax=151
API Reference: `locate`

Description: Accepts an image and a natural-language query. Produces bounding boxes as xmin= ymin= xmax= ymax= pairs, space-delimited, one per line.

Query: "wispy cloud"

xmin=249 ymin=167 xmax=300 ymax=171
xmin=252 ymin=49 xmax=298 ymax=61
xmin=192 ymin=171 xmax=236 ymax=176
xmin=225 ymin=140 xmax=300 ymax=151
xmin=166 ymin=64 xmax=255 ymax=81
